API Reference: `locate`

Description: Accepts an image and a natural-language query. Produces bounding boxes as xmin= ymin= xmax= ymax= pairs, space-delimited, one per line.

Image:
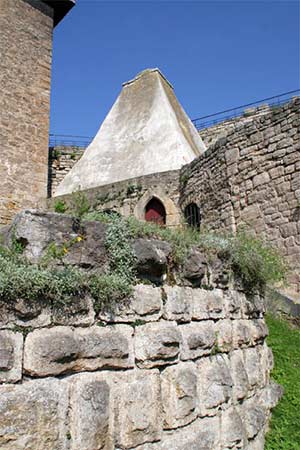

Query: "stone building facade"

xmin=0 ymin=0 xmax=74 ymax=225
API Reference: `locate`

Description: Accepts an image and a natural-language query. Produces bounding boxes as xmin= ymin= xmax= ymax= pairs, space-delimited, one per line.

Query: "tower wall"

xmin=0 ymin=0 xmax=53 ymax=224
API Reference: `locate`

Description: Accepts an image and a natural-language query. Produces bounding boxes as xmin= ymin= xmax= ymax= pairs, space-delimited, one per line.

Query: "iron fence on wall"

xmin=49 ymin=89 xmax=300 ymax=146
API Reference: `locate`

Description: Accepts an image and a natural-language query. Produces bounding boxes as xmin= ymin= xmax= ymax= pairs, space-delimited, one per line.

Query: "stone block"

xmin=51 ymin=295 xmax=95 ymax=326
xmin=161 ymin=362 xmax=198 ymax=429
xmin=230 ymin=349 xmax=249 ymax=402
xmin=243 ymin=347 xmax=264 ymax=389
xmin=251 ymin=319 xmax=268 ymax=345
xmin=24 ymin=325 xmax=134 ymax=376
xmin=192 ymin=288 xmax=225 ymax=320
xmin=215 ymin=319 xmax=233 ymax=352
xmin=0 ymin=330 xmax=23 ymax=383
xmin=99 ymin=284 xmax=162 ymax=323
xmin=0 ymin=378 xmax=68 ymax=450
xmin=132 ymin=284 xmax=162 ymax=318
xmin=144 ymin=416 xmax=221 ymax=450
xmin=134 ymin=321 xmax=181 ymax=368
xmin=225 ymin=147 xmax=239 ymax=165
xmin=163 ymin=286 xmax=192 ymax=322
xmin=68 ymin=373 xmax=112 ymax=450
xmin=224 ymin=290 xmax=243 ymax=318
xmin=240 ymin=398 xmax=266 ymax=440
xmin=253 ymin=172 xmax=270 ymax=188
xmin=259 ymin=380 xmax=284 ymax=409
xmin=76 ymin=325 xmax=134 ymax=370
xmin=245 ymin=432 xmax=265 ymax=450
xmin=241 ymin=295 xmax=265 ymax=318
xmin=232 ymin=319 xmax=252 ymax=348
xmin=197 ymin=354 xmax=233 ymax=416
xmin=181 ymin=321 xmax=216 ymax=360
xmin=133 ymin=238 xmax=172 ymax=282
xmin=269 ymin=166 xmax=284 ymax=179
xmin=0 ymin=297 xmax=51 ymax=330
xmin=182 ymin=248 xmax=208 ymax=286
xmin=24 ymin=326 xmax=79 ymax=376
xmin=114 ymin=370 xmax=162 ymax=448
xmin=221 ymin=407 xmax=246 ymax=448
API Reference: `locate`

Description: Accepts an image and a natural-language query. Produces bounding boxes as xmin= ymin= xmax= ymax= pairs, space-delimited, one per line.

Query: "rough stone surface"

xmin=68 ymin=373 xmax=112 ymax=450
xmin=114 ymin=370 xmax=162 ymax=449
xmin=0 ymin=283 xmax=281 ymax=450
xmin=0 ymin=0 xmax=53 ymax=225
xmin=161 ymin=362 xmax=197 ymax=429
xmin=192 ymin=288 xmax=225 ymax=320
xmin=182 ymin=248 xmax=208 ymax=286
xmin=0 ymin=378 xmax=68 ymax=450
xmin=197 ymin=354 xmax=233 ymax=416
xmin=24 ymin=325 xmax=134 ymax=376
xmin=0 ymin=331 xmax=23 ymax=383
xmin=163 ymin=285 xmax=192 ymax=322
xmin=100 ymin=284 xmax=162 ymax=323
xmin=5 ymin=209 xmax=109 ymax=270
xmin=135 ymin=321 xmax=181 ymax=368
xmin=181 ymin=98 xmax=300 ymax=292
xmin=180 ymin=321 xmax=216 ymax=360
xmin=133 ymin=238 xmax=172 ymax=282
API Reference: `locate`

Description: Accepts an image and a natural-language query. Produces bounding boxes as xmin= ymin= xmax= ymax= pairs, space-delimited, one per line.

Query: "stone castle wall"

xmin=0 ymin=0 xmax=54 ymax=225
xmin=180 ymin=98 xmax=300 ymax=292
xmin=198 ymin=103 xmax=276 ymax=148
xmin=48 ymin=146 xmax=85 ymax=197
xmin=47 ymin=169 xmax=183 ymax=227
xmin=0 ymin=282 xmax=281 ymax=449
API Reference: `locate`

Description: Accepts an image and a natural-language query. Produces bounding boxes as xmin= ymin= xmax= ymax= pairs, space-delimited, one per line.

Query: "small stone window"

xmin=184 ymin=203 xmax=201 ymax=229
xmin=145 ymin=198 xmax=166 ymax=226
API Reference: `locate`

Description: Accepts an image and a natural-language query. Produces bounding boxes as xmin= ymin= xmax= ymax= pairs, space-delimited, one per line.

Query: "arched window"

xmin=145 ymin=198 xmax=166 ymax=226
xmin=184 ymin=203 xmax=201 ymax=229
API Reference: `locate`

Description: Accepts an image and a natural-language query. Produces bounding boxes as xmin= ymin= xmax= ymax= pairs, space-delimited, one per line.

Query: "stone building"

xmin=48 ymin=70 xmax=299 ymax=292
xmin=0 ymin=0 xmax=75 ymax=225
xmin=0 ymin=1 xmax=299 ymax=293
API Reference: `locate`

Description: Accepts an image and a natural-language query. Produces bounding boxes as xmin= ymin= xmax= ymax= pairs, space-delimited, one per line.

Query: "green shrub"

xmin=82 ymin=213 xmax=287 ymax=292
xmin=54 ymin=200 xmax=67 ymax=214
xmin=89 ymin=273 xmax=132 ymax=313
xmin=230 ymin=230 xmax=288 ymax=292
xmin=70 ymin=190 xmax=90 ymax=218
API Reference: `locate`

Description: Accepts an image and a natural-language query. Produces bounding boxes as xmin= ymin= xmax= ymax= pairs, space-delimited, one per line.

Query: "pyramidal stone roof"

xmin=55 ymin=68 xmax=206 ymax=196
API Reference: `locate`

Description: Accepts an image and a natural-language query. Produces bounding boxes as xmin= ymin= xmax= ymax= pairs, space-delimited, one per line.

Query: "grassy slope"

xmin=265 ymin=315 xmax=300 ymax=450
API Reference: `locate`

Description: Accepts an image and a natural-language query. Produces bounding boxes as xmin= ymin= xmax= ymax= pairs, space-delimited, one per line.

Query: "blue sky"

xmin=50 ymin=0 xmax=300 ymax=138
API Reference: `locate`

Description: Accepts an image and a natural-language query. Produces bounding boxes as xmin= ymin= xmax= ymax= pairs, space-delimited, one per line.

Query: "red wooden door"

xmin=145 ymin=198 xmax=166 ymax=225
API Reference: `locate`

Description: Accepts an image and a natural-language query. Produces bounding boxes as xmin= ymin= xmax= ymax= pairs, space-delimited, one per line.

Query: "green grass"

xmin=265 ymin=315 xmax=300 ymax=450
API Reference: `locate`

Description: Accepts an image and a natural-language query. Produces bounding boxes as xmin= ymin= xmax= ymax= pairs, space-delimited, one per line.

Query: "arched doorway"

xmin=184 ymin=203 xmax=201 ymax=229
xmin=145 ymin=198 xmax=166 ymax=225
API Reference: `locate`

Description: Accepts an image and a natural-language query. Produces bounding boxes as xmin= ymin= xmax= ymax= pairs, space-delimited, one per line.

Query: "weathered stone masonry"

xmin=0 ymin=0 xmax=54 ymax=225
xmin=180 ymin=98 xmax=300 ymax=292
xmin=0 ymin=284 xmax=281 ymax=449
xmin=0 ymin=0 xmax=74 ymax=226
xmin=0 ymin=210 xmax=282 ymax=450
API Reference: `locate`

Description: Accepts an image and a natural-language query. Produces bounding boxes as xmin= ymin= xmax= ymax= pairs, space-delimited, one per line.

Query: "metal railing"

xmin=49 ymin=134 xmax=92 ymax=148
xmin=192 ymin=89 xmax=299 ymax=130
xmin=49 ymin=89 xmax=299 ymax=146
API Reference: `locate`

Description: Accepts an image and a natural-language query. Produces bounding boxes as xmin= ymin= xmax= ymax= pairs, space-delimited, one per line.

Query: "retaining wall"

xmin=0 ymin=283 xmax=281 ymax=449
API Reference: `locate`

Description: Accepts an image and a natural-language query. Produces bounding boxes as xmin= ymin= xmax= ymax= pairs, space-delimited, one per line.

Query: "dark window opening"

xmin=184 ymin=203 xmax=201 ymax=229
xmin=145 ymin=198 xmax=166 ymax=226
